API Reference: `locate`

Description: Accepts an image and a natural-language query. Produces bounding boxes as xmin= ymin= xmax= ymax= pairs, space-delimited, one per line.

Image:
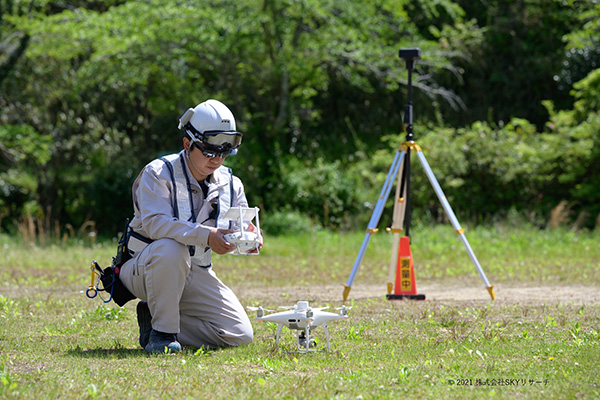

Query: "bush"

xmin=367 ymin=100 xmax=600 ymax=229
xmin=270 ymin=157 xmax=365 ymax=230
xmin=261 ymin=209 xmax=321 ymax=236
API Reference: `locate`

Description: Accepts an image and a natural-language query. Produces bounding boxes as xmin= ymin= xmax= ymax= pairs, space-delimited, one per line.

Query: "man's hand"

xmin=208 ymin=228 xmax=236 ymax=255
xmin=246 ymin=223 xmax=263 ymax=254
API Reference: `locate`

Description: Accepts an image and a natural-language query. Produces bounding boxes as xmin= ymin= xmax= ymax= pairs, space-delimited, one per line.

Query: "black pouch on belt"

xmin=101 ymin=219 xmax=136 ymax=307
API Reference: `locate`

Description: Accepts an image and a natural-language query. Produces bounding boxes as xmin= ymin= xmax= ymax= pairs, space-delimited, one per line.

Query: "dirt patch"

xmin=236 ymin=283 xmax=600 ymax=306
xmin=2 ymin=282 xmax=598 ymax=308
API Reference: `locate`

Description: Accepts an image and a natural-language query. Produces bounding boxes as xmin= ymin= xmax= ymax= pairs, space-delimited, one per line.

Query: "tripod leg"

xmin=387 ymin=154 xmax=408 ymax=293
xmin=343 ymin=149 xmax=407 ymax=301
xmin=388 ymin=233 xmax=400 ymax=294
xmin=414 ymin=149 xmax=496 ymax=300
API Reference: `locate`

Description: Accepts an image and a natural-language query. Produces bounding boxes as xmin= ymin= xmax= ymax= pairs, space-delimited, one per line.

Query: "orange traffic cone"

xmin=386 ymin=236 xmax=426 ymax=300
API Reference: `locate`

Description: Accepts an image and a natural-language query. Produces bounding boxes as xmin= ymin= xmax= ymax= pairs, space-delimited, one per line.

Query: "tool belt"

xmin=127 ymin=230 xmax=154 ymax=255
xmin=103 ymin=219 xmax=137 ymax=307
xmin=99 ymin=266 xmax=135 ymax=307
xmin=127 ymin=229 xmax=211 ymax=268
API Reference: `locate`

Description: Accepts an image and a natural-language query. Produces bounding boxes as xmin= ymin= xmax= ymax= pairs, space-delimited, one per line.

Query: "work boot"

xmin=136 ymin=301 xmax=152 ymax=349
xmin=145 ymin=329 xmax=182 ymax=354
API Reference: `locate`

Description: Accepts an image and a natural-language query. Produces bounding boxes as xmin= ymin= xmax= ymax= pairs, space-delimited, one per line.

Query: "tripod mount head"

xmin=399 ymin=48 xmax=421 ymax=63
xmin=399 ymin=48 xmax=421 ymax=142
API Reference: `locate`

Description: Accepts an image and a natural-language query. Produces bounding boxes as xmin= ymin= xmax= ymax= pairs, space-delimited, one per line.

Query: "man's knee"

xmin=239 ymin=323 xmax=254 ymax=346
xmin=228 ymin=323 xmax=254 ymax=347
xmin=145 ymin=238 xmax=190 ymax=268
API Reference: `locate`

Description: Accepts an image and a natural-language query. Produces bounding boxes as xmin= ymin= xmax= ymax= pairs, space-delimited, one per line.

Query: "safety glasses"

xmin=192 ymin=141 xmax=236 ymax=159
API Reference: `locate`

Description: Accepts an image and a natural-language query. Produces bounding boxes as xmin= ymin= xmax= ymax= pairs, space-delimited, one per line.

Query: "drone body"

xmin=249 ymin=301 xmax=349 ymax=352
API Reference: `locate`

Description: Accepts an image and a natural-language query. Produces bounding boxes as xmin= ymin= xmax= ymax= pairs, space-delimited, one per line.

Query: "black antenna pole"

xmin=398 ymin=48 xmax=421 ymax=238
xmin=404 ymin=63 xmax=414 ymax=141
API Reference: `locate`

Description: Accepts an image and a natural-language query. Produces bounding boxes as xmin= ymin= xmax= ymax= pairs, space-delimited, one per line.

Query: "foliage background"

xmin=1 ymin=0 xmax=599 ymax=237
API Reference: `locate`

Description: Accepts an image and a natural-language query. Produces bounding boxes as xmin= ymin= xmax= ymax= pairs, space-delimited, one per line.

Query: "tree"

xmin=2 ymin=0 xmax=474 ymax=233
xmin=446 ymin=0 xmax=592 ymax=128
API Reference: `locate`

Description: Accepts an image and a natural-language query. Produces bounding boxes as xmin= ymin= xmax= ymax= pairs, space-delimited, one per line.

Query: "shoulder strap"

xmin=159 ymin=157 xmax=179 ymax=219
xmin=227 ymin=167 xmax=234 ymax=207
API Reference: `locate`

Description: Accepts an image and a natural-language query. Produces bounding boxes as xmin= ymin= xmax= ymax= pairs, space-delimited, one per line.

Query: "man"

xmin=120 ymin=99 xmax=261 ymax=353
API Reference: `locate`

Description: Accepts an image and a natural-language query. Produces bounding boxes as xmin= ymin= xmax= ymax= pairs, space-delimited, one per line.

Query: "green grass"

xmin=214 ymin=223 xmax=600 ymax=288
xmin=0 ymin=225 xmax=599 ymax=399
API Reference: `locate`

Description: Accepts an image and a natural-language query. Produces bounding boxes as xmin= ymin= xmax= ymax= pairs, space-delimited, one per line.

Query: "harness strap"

xmin=130 ymin=155 xmax=237 ymax=265
xmin=129 ymin=230 xmax=153 ymax=244
xmin=159 ymin=157 xmax=179 ymax=219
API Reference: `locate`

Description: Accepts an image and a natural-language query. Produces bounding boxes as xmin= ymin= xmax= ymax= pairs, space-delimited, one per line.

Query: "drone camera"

xmin=398 ymin=48 xmax=421 ymax=61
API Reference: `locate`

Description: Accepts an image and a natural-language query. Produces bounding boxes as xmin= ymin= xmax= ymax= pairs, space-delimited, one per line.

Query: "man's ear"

xmin=183 ymin=137 xmax=191 ymax=152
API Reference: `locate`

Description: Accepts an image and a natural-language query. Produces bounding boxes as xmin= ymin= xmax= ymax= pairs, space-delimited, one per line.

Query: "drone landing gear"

xmin=274 ymin=325 xmax=332 ymax=353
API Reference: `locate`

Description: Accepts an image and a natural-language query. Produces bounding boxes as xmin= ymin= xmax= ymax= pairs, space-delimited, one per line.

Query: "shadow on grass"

xmin=66 ymin=345 xmax=217 ymax=358
xmin=66 ymin=346 xmax=148 ymax=358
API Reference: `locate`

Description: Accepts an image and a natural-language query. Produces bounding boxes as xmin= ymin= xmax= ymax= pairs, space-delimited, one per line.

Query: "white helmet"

xmin=178 ymin=99 xmax=242 ymax=156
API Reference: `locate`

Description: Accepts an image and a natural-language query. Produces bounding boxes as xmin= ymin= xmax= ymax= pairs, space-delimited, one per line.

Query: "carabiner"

xmin=86 ymin=261 xmax=102 ymax=299
xmin=86 ymin=286 xmax=98 ymax=298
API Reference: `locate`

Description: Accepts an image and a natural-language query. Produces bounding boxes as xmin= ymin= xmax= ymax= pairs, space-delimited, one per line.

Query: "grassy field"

xmin=0 ymin=224 xmax=599 ymax=399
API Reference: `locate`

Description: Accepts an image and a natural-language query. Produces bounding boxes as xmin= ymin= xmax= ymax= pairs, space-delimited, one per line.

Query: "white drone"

xmin=248 ymin=301 xmax=350 ymax=352
xmin=222 ymin=206 xmax=261 ymax=255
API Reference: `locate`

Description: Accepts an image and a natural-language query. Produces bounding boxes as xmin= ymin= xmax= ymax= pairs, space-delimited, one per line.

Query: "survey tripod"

xmin=342 ymin=48 xmax=495 ymax=302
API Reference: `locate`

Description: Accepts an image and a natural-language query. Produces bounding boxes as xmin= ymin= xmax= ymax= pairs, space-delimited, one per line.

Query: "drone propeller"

xmin=247 ymin=306 xmax=274 ymax=312
xmin=336 ymin=305 xmax=352 ymax=316
xmin=312 ymin=306 xmax=329 ymax=311
xmin=336 ymin=305 xmax=353 ymax=310
xmin=247 ymin=306 xmax=274 ymax=318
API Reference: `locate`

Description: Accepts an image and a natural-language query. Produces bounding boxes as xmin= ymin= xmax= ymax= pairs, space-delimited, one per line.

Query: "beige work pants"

xmin=120 ymin=238 xmax=253 ymax=349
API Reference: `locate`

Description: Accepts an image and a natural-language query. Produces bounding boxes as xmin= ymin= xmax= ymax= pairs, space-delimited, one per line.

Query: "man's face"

xmin=183 ymin=137 xmax=226 ymax=181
